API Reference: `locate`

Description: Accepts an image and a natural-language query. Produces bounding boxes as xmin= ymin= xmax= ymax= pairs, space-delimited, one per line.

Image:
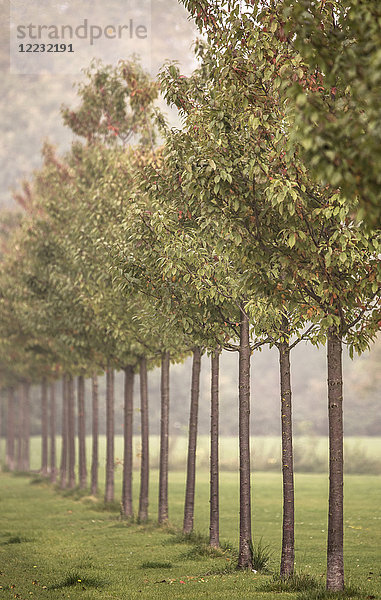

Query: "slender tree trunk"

xmin=67 ymin=375 xmax=76 ymax=489
xmin=77 ymin=375 xmax=87 ymax=489
xmin=122 ymin=365 xmax=134 ymax=517
xmin=238 ymin=310 xmax=253 ymax=570
xmin=183 ymin=347 xmax=202 ymax=534
xmin=91 ymin=375 xmax=99 ymax=496
xmin=158 ymin=352 xmax=170 ymax=524
xmin=105 ymin=368 xmax=115 ymax=503
xmin=326 ymin=328 xmax=344 ymax=591
xmin=209 ymin=350 xmax=220 ymax=548
xmin=279 ymin=333 xmax=295 ymax=577
xmin=49 ymin=382 xmax=56 ymax=482
xmin=22 ymin=383 xmax=30 ymax=472
xmin=0 ymin=393 xmax=2 ymax=467
xmin=41 ymin=379 xmax=48 ymax=476
xmin=138 ymin=357 xmax=149 ymax=522
xmin=60 ymin=376 xmax=68 ymax=488
xmin=6 ymin=389 xmax=15 ymax=471
xmin=16 ymin=388 xmax=23 ymax=471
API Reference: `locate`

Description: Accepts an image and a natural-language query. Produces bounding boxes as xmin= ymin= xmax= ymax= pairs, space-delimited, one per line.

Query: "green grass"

xmin=0 ymin=468 xmax=380 ymax=600
xmin=13 ymin=434 xmax=381 ymax=474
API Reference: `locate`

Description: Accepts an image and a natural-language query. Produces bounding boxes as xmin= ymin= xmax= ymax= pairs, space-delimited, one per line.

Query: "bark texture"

xmin=21 ymin=383 xmax=30 ymax=472
xmin=238 ymin=311 xmax=253 ymax=569
xmin=138 ymin=357 xmax=149 ymax=522
xmin=209 ymin=351 xmax=220 ymax=548
xmin=49 ymin=382 xmax=56 ymax=482
xmin=77 ymin=375 xmax=87 ymax=489
xmin=0 ymin=396 xmax=2 ymax=465
xmin=41 ymin=379 xmax=48 ymax=476
xmin=67 ymin=375 xmax=76 ymax=489
xmin=279 ymin=336 xmax=295 ymax=577
xmin=158 ymin=352 xmax=170 ymax=524
xmin=122 ymin=365 xmax=134 ymax=517
xmin=6 ymin=389 xmax=15 ymax=471
xmin=183 ymin=347 xmax=201 ymax=534
xmin=326 ymin=328 xmax=344 ymax=591
xmin=16 ymin=388 xmax=23 ymax=471
xmin=105 ymin=368 xmax=115 ymax=503
xmin=91 ymin=375 xmax=99 ymax=496
xmin=59 ymin=376 xmax=68 ymax=488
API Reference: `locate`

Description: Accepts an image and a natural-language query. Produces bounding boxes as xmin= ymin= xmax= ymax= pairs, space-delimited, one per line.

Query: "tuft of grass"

xmin=179 ymin=542 xmax=226 ymax=560
xmin=90 ymin=499 xmax=121 ymax=512
xmin=165 ymin=530 xmax=209 ymax=546
xmin=49 ymin=571 xmax=107 ymax=589
xmin=258 ymin=572 xmax=366 ymax=600
xmin=140 ymin=561 xmax=173 ymax=569
xmin=29 ymin=475 xmax=49 ymax=485
xmin=261 ymin=572 xmax=321 ymax=593
xmin=2 ymin=535 xmax=32 ymax=545
xmin=12 ymin=470 xmax=32 ymax=477
xmin=163 ymin=527 xmax=238 ymax=562
xmin=251 ymin=538 xmax=273 ymax=572
xmin=202 ymin=560 xmax=237 ymax=576
xmin=59 ymin=487 xmax=92 ymax=500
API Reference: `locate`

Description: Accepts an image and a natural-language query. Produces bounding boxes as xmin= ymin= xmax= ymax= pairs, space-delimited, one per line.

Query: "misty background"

xmin=0 ymin=0 xmax=379 ymax=440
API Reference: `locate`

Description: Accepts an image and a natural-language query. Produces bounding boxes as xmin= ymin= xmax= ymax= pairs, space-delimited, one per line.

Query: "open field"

xmin=13 ymin=434 xmax=381 ymax=475
xmin=0 ymin=467 xmax=380 ymax=599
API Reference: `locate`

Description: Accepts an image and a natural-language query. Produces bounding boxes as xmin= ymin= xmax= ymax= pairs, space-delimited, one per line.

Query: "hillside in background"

xmin=0 ymin=0 xmax=196 ymax=209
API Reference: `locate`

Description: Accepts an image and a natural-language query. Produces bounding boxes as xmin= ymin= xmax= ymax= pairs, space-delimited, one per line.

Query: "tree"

xmin=77 ymin=375 xmax=87 ymax=489
xmin=158 ymin=351 xmax=170 ymax=524
xmin=49 ymin=382 xmax=56 ymax=482
xmin=160 ymin=1 xmax=380 ymax=585
xmin=41 ymin=379 xmax=48 ymax=477
xmin=209 ymin=349 xmax=220 ymax=548
xmin=283 ymin=0 xmax=381 ymax=228
xmin=91 ymin=375 xmax=99 ymax=496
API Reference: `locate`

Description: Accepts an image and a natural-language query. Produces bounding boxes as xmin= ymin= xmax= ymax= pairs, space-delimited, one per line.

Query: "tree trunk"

xmin=67 ymin=375 xmax=76 ymax=489
xmin=91 ymin=375 xmax=99 ymax=496
xmin=279 ymin=333 xmax=295 ymax=577
xmin=183 ymin=347 xmax=201 ymax=535
xmin=209 ymin=350 xmax=220 ymax=548
xmin=326 ymin=328 xmax=344 ymax=591
xmin=6 ymin=389 xmax=15 ymax=471
xmin=122 ymin=365 xmax=134 ymax=518
xmin=238 ymin=310 xmax=253 ymax=569
xmin=49 ymin=382 xmax=56 ymax=482
xmin=138 ymin=357 xmax=149 ymax=522
xmin=105 ymin=368 xmax=115 ymax=503
xmin=41 ymin=379 xmax=48 ymax=476
xmin=158 ymin=352 xmax=170 ymax=524
xmin=22 ymin=383 xmax=30 ymax=472
xmin=60 ymin=376 xmax=68 ymax=489
xmin=0 ymin=393 xmax=2 ymax=467
xmin=77 ymin=375 xmax=87 ymax=489
xmin=16 ymin=387 xmax=23 ymax=471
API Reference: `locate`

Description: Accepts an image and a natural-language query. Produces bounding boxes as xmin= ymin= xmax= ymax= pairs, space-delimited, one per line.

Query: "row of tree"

xmin=0 ymin=0 xmax=380 ymax=593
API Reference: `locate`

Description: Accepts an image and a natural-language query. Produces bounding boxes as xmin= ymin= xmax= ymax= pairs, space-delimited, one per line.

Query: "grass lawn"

xmin=0 ymin=468 xmax=380 ymax=600
xmin=21 ymin=435 xmax=381 ymax=475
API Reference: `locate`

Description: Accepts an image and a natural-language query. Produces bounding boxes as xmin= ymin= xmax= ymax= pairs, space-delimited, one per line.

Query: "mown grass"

xmin=18 ymin=434 xmax=381 ymax=474
xmin=0 ymin=469 xmax=379 ymax=600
